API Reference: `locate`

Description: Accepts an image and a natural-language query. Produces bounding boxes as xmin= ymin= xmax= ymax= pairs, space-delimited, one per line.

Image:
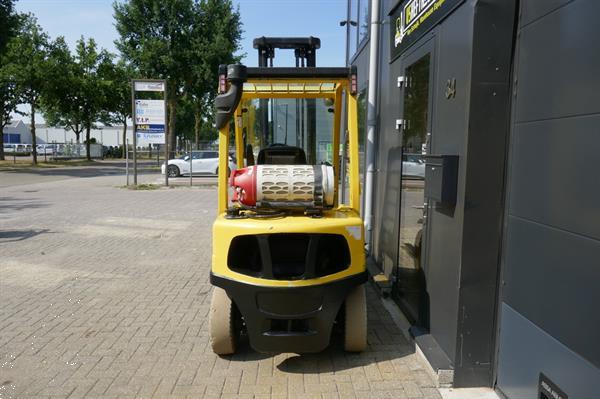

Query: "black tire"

xmin=167 ymin=165 xmax=180 ymax=177
xmin=215 ymin=167 xmax=231 ymax=177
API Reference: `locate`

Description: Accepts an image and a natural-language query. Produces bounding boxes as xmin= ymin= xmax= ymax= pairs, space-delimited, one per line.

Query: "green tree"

xmin=0 ymin=0 xmax=20 ymax=57
xmin=0 ymin=69 xmax=24 ymax=160
xmin=42 ymin=37 xmax=114 ymax=160
xmin=113 ymin=0 xmax=242 ymax=155
xmin=4 ymin=14 xmax=51 ymax=164
xmin=0 ymin=0 xmax=21 ymax=161
xmin=199 ymin=111 xmax=217 ymax=142
xmin=42 ymin=37 xmax=87 ymax=144
xmin=175 ymin=94 xmax=195 ymax=143
xmin=114 ymin=0 xmax=198 ymax=155
xmin=186 ymin=0 xmax=242 ymax=148
xmin=101 ymin=60 xmax=136 ymax=157
xmin=76 ymin=38 xmax=115 ymax=161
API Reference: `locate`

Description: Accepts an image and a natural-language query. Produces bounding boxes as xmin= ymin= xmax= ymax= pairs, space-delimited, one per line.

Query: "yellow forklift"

xmin=209 ymin=38 xmax=366 ymax=354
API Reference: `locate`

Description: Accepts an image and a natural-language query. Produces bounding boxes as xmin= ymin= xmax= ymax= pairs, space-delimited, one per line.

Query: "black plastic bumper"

xmin=210 ymin=271 xmax=367 ymax=353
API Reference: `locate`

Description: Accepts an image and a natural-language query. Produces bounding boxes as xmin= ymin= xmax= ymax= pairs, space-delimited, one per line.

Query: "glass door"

xmin=394 ymin=45 xmax=434 ymax=330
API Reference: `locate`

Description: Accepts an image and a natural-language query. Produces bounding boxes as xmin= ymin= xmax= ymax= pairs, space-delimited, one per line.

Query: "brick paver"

xmin=0 ymin=172 xmax=441 ymax=399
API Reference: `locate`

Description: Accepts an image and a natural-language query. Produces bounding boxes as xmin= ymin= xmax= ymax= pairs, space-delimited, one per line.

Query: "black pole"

xmin=131 ymin=80 xmax=137 ymax=186
xmin=258 ymin=47 xmax=269 ymax=148
xmin=306 ymin=47 xmax=317 ymax=163
xmin=164 ymin=80 xmax=169 ymax=187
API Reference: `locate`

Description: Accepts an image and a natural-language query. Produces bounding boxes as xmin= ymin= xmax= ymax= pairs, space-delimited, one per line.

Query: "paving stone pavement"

xmin=0 ymin=172 xmax=441 ymax=399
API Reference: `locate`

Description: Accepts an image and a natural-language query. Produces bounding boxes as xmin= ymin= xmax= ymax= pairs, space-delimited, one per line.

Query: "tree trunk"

xmin=194 ymin=108 xmax=201 ymax=150
xmin=85 ymin=123 xmax=91 ymax=161
xmin=122 ymin=121 xmax=127 ymax=158
xmin=168 ymin=97 xmax=176 ymax=158
xmin=74 ymin=123 xmax=81 ymax=143
xmin=31 ymin=102 xmax=38 ymax=165
xmin=0 ymin=114 xmax=5 ymax=161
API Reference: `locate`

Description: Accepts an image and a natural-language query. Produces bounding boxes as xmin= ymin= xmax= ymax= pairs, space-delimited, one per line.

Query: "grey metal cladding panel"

xmin=502 ymin=216 xmax=600 ymax=368
xmin=508 ymin=115 xmax=600 ymax=240
xmin=424 ymin=3 xmax=473 ymax=363
xmin=379 ymin=1 xmax=391 ymax=75
xmin=452 ymin=0 xmax=516 ymax=386
xmin=520 ymin=0 xmax=573 ymax=27
xmin=469 ymin=0 xmax=516 ymax=85
xmin=515 ymin=0 xmax=600 ymax=122
xmin=497 ymin=303 xmax=600 ymax=399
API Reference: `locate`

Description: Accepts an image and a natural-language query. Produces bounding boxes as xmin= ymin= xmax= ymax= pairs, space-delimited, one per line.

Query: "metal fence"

xmin=49 ymin=143 xmax=103 ymax=159
xmin=123 ymin=140 xmax=230 ymax=187
xmin=2 ymin=143 xmax=103 ymax=162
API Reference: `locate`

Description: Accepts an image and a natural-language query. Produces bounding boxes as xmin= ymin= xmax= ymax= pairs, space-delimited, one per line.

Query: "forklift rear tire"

xmin=209 ymin=287 xmax=237 ymax=355
xmin=344 ymin=284 xmax=367 ymax=352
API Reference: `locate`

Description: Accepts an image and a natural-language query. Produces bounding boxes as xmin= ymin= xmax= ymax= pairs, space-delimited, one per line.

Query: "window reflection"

xmin=358 ymin=0 xmax=369 ymax=44
xmin=349 ymin=0 xmax=358 ymax=55
xmin=397 ymin=54 xmax=430 ymax=326
xmin=241 ymin=98 xmax=334 ymax=165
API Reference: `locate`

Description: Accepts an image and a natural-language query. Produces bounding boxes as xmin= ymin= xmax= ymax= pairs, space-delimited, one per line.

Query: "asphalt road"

xmin=0 ymin=160 xmax=219 ymax=189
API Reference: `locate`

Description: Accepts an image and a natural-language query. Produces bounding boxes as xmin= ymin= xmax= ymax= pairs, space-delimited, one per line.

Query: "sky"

xmin=14 ymin=0 xmax=348 ymax=67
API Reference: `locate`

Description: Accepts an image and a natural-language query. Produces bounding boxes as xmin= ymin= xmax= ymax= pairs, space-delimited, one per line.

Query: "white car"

xmin=402 ymin=153 xmax=425 ymax=179
xmin=36 ymin=145 xmax=54 ymax=155
xmin=161 ymin=151 xmax=236 ymax=177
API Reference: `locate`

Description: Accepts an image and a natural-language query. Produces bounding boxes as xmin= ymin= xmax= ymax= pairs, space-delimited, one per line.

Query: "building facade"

xmin=33 ymin=124 xmax=134 ymax=147
xmin=2 ymin=121 xmax=144 ymax=147
xmin=346 ymin=0 xmax=599 ymax=396
xmin=2 ymin=120 xmax=31 ymax=144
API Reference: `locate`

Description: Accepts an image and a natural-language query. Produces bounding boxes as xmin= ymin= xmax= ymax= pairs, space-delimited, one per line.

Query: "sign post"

xmin=126 ymin=138 xmax=129 ymax=186
xmin=131 ymin=79 xmax=168 ymax=186
xmin=189 ymin=141 xmax=193 ymax=187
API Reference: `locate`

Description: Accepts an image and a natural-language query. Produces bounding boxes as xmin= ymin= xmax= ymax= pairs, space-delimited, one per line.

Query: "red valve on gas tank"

xmin=230 ymin=166 xmax=258 ymax=206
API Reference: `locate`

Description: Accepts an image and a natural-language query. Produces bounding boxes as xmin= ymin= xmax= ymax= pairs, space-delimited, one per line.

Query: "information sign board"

xmin=134 ymin=99 xmax=166 ymax=144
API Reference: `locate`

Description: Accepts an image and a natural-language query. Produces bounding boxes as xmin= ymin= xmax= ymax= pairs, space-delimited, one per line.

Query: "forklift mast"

xmin=252 ymin=37 xmax=320 ymax=163
xmin=253 ymin=36 xmax=320 ymax=67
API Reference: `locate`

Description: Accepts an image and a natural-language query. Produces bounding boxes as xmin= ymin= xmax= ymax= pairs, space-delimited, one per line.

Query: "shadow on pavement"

xmin=0 ymin=229 xmax=51 ymax=243
xmin=279 ymin=337 xmax=415 ymax=373
xmin=0 ymin=160 xmax=160 ymax=179
xmin=0 ymin=197 xmax=49 ymax=213
xmin=2 ymin=166 xmax=124 ymax=179
xmin=226 ymin=326 xmax=416 ymax=373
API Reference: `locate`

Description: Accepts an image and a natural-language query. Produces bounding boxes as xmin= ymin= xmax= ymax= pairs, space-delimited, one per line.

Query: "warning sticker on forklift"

xmin=346 ymin=226 xmax=362 ymax=240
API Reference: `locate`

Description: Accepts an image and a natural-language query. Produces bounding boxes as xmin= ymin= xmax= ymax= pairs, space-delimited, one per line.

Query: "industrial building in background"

xmin=2 ymin=122 xmax=133 ymax=147
xmin=346 ymin=0 xmax=599 ymax=397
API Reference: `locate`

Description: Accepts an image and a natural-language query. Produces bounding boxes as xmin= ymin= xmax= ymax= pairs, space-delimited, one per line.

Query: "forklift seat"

xmin=257 ymin=144 xmax=307 ymax=165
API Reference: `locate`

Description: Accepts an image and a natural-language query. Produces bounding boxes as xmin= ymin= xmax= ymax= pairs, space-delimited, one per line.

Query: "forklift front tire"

xmin=344 ymin=284 xmax=367 ymax=352
xmin=209 ymin=287 xmax=237 ymax=355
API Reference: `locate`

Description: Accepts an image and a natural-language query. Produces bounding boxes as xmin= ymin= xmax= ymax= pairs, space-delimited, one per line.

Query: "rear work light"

xmin=219 ymin=74 xmax=227 ymax=94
